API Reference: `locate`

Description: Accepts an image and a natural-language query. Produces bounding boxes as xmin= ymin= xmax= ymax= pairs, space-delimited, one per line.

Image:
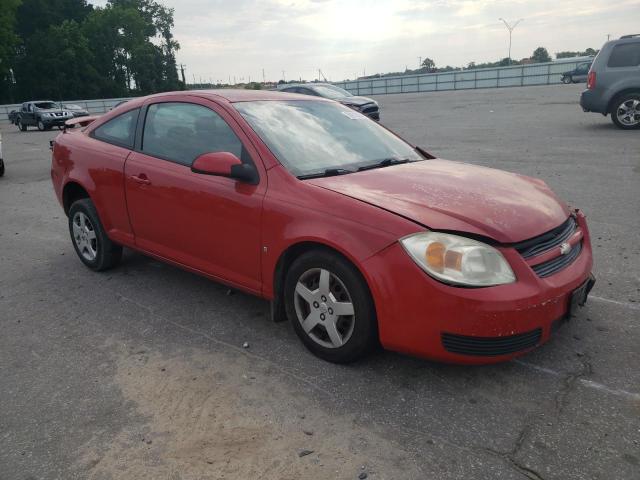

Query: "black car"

xmin=561 ymin=61 xmax=592 ymax=84
xmin=15 ymin=101 xmax=73 ymax=131
xmin=61 ymin=103 xmax=90 ymax=118
xmin=278 ymin=83 xmax=380 ymax=120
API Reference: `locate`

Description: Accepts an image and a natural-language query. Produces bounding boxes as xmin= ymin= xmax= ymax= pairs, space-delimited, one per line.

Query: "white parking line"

xmin=514 ymin=360 xmax=640 ymax=402
xmin=590 ymin=295 xmax=640 ymax=311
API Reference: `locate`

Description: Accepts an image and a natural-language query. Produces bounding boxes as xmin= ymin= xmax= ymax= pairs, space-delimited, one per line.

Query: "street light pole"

xmin=498 ymin=18 xmax=524 ymax=65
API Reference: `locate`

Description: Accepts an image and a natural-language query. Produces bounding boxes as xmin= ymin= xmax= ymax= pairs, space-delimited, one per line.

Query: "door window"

xmin=92 ymin=108 xmax=139 ymax=148
xmin=142 ymin=102 xmax=244 ymax=167
xmin=607 ymin=43 xmax=640 ymax=67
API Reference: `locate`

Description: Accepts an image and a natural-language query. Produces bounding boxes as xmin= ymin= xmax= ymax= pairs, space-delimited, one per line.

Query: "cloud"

xmin=90 ymin=0 xmax=640 ymax=82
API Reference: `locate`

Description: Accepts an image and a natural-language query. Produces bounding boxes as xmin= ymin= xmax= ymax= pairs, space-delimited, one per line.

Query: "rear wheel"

xmin=284 ymin=249 xmax=378 ymax=363
xmin=68 ymin=198 xmax=122 ymax=271
xmin=561 ymin=75 xmax=572 ymax=84
xmin=611 ymin=93 xmax=640 ymax=129
xmin=0 ymin=159 xmax=4 ymax=177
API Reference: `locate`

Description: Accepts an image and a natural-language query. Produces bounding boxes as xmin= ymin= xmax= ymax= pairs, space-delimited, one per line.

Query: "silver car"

xmin=580 ymin=34 xmax=640 ymax=129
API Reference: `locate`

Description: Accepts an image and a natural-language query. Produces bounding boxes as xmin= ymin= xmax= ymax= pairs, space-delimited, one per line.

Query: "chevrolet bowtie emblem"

xmin=560 ymin=242 xmax=572 ymax=255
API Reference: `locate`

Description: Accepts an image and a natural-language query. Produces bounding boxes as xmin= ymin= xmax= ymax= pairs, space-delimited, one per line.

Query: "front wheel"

xmin=17 ymin=119 xmax=27 ymax=131
xmin=561 ymin=75 xmax=572 ymax=84
xmin=611 ymin=93 xmax=640 ymax=129
xmin=284 ymin=249 xmax=378 ymax=363
xmin=68 ymin=198 xmax=122 ymax=271
xmin=37 ymin=120 xmax=45 ymax=131
xmin=0 ymin=159 xmax=4 ymax=177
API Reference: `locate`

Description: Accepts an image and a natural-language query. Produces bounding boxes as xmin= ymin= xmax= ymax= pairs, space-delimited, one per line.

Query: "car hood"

xmin=307 ymin=159 xmax=569 ymax=243
xmin=338 ymin=96 xmax=376 ymax=107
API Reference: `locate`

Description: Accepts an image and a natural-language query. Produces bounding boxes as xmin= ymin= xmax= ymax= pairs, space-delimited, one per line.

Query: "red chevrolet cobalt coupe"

xmin=51 ymin=90 xmax=595 ymax=364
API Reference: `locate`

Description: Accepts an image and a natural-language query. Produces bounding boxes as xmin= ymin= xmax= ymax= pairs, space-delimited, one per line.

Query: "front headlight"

xmin=400 ymin=232 xmax=516 ymax=287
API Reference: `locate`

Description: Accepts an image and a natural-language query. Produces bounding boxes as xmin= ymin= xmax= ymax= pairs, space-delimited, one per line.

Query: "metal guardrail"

xmin=0 ymin=58 xmax=589 ymax=121
xmin=0 ymin=97 xmax=134 ymax=124
xmin=333 ymin=59 xmax=588 ymax=96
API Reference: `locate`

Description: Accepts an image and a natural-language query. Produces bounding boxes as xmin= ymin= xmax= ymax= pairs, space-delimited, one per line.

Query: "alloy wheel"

xmin=293 ymin=268 xmax=355 ymax=348
xmin=616 ymin=99 xmax=640 ymax=127
xmin=72 ymin=211 xmax=98 ymax=261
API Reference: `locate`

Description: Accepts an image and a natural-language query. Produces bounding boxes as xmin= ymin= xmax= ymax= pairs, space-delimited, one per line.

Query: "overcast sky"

xmin=91 ymin=0 xmax=640 ymax=83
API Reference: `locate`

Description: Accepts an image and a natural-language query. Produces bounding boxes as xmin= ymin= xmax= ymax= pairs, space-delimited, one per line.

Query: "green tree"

xmin=421 ymin=57 xmax=436 ymax=71
xmin=15 ymin=0 xmax=92 ymax=39
xmin=14 ymin=20 xmax=100 ymax=100
xmin=0 ymin=0 xmax=21 ymax=103
xmin=556 ymin=48 xmax=598 ymax=59
xmin=531 ymin=47 xmax=551 ymax=63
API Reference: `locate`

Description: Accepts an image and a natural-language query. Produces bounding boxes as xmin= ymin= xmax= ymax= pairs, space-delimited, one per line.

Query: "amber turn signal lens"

xmin=426 ymin=242 xmax=446 ymax=272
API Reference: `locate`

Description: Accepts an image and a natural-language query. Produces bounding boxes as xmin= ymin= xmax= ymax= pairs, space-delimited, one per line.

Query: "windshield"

xmin=310 ymin=85 xmax=353 ymax=99
xmin=235 ymin=100 xmax=422 ymax=177
xmin=34 ymin=102 xmax=58 ymax=110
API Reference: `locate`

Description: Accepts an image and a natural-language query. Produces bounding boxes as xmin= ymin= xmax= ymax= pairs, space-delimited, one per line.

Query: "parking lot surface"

xmin=1 ymin=84 xmax=639 ymax=480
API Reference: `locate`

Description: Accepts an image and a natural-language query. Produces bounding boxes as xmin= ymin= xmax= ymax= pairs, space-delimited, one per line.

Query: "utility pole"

xmin=282 ymin=70 xmax=286 ymax=82
xmin=192 ymin=73 xmax=196 ymax=85
xmin=262 ymin=68 xmax=265 ymax=83
xmin=178 ymin=64 xmax=186 ymax=84
xmin=498 ymin=18 xmax=524 ymax=65
xmin=606 ymin=34 xmax=611 ymax=41
xmin=418 ymin=56 xmax=422 ymax=68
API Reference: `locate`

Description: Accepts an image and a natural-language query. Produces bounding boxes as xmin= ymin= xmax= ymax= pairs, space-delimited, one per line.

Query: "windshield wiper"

xmin=357 ymin=158 xmax=413 ymax=171
xmin=297 ymin=168 xmax=354 ymax=180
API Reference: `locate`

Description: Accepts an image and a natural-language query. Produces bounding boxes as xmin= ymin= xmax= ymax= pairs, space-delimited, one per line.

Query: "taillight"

xmin=587 ymin=71 xmax=596 ymax=90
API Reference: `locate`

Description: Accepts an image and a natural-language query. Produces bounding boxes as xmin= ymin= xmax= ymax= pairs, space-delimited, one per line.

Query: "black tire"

xmin=561 ymin=75 xmax=572 ymax=84
xmin=610 ymin=92 xmax=640 ymax=130
xmin=284 ymin=249 xmax=378 ymax=363
xmin=17 ymin=119 xmax=27 ymax=131
xmin=37 ymin=120 xmax=45 ymax=131
xmin=68 ymin=198 xmax=122 ymax=271
xmin=0 ymin=160 xmax=4 ymax=177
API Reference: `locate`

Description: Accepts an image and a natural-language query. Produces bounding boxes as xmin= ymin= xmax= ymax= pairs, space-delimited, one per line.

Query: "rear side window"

xmin=607 ymin=43 xmax=640 ymax=67
xmin=142 ymin=102 xmax=243 ymax=167
xmin=92 ymin=109 xmax=139 ymax=148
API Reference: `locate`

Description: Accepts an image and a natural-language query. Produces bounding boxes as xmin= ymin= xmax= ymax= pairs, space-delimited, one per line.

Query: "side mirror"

xmin=191 ymin=151 xmax=259 ymax=184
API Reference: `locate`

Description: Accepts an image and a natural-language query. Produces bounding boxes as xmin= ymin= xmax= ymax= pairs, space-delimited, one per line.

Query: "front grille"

xmin=514 ymin=216 xmax=577 ymax=259
xmin=532 ymin=241 xmax=582 ymax=278
xmin=442 ymin=328 xmax=542 ymax=356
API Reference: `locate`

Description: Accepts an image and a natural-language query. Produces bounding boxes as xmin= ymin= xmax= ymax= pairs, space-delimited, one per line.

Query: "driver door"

xmin=124 ymin=97 xmax=266 ymax=293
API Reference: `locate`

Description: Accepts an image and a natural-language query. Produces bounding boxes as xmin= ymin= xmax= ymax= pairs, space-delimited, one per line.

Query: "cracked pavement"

xmin=1 ymin=85 xmax=639 ymax=479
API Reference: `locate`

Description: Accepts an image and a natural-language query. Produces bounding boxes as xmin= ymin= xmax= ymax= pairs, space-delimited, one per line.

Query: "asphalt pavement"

xmin=1 ymin=84 xmax=639 ymax=480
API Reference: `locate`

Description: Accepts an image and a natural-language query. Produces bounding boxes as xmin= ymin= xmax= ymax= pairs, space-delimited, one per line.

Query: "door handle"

xmin=131 ymin=174 xmax=151 ymax=185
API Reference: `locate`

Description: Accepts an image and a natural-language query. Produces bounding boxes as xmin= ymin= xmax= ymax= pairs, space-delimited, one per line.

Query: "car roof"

xmin=134 ymin=89 xmax=332 ymax=104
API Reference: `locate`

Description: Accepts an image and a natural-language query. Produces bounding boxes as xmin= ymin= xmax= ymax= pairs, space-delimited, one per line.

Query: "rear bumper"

xmin=580 ymin=89 xmax=607 ymax=114
xmin=362 ymin=213 xmax=594 ymax=364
